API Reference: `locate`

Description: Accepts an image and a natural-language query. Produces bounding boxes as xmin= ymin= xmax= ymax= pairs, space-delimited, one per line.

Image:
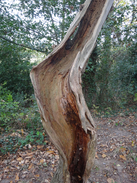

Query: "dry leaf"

xmin=110 ymin=148 xmax=114 ymax=152
xmin=102 ymin=154 xmax=107 ymax=158
xmin=21 ymin=129 xmax=24 ymax=135
xmin=15 ymin=173 xmax=19 ymax=181
xmin=95 ymin=152 xmax=99 ymax=159
xmin=37 ymin=145 xmax=43 ymax=149
xmin=28 ymin=163 xmax=33 ymax=170
xmin=11 ymin=132 xmax=21 ymax=137
xmin=100 ymin=144 xmax=108 ymax=147
xmin=19 ymin=160 xmax=24 ymax=165
xmin=35 ymin=174 xmax=40 ymax=177
xmin=126 ymin=150 xmax=130 ymax=154
xmin=50 ymin=172 xmax=53 ymax=177
xmin=17 ymin=157 xmax=23 ymax=161
xmin=110 ymin=144 xmax=116 ymax=152
xmin=40 ymin=159 xmax=45 ymax=164
xmin=27 ymin=152 xmax=34 ymax=156
xmin=103 ymin=149 xmax=107 ymax=153
xmin=107 ymin=178 xmax=115 ymax=183
xmin=119 ymin=155 xmax=126 ymax=160
xmin=119 ymin=147 xmax=126 ymax=152
xmin=25 ymin=155 xmax=33 ymax=159
xmin=47 ymin=150 xmax=54 ymax=155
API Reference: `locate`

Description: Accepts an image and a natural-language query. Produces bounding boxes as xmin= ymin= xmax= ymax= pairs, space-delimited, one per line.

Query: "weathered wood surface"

xmin=30 ymin=0 xmax=114 ymax=182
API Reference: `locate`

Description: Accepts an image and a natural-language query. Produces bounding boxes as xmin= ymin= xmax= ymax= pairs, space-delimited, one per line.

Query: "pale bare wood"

xmin=30 ymin=0 xmax=114 ymax=182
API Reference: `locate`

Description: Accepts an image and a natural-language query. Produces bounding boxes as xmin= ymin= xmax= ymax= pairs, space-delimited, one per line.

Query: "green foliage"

xmin=83 ymin=0 xmax=137 ymax=110
xmin=0 ymin=0 xmax=137 ymax=157
xmin=134 ymin=93 xmax=137 ymax=102
xmin=0 ymin=0 xmax=137 ymax=113
xmin=18 ymin=99 xmax=41 ymax=130
xmin=0 ymin=0 xmax=85 ymax=53
xmin=0 ymin=136 xmax=19 ymax=154
xmin=14 ymin=94 xmax=41 ymax=131
xmin=82 ymin=47 xmax=98 ymax=108
xmin=108 ymin=43 xmax=137 ymax=107
xmin=19 ymin=131 xmax=45 ymax=147
xmin=0 ymin=40 xmax=34 ymax=95
xmin=0 ymin=86 xmax=43 ymax=155
xmin=0 ymin=84 xmax=19 ymax=128
xmin=0 ymin=85 xmax=41 ymax=131
xmin=0 ymin=0 xmax=48 ymax=53
xmin=0 ymin=131 xmax=46 ymax=155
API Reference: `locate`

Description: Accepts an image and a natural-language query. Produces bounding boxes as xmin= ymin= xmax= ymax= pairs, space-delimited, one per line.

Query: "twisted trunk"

xmin=30 ymin=0 xmax=114 ymax=182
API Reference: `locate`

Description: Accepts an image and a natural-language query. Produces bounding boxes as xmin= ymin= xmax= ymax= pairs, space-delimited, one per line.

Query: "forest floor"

xmin=0 ymin=111 xmax=137 ymax=183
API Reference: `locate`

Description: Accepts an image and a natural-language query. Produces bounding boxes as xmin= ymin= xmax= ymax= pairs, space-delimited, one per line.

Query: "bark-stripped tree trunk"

xmin=30 ymin=0 xmax=114 ymax=182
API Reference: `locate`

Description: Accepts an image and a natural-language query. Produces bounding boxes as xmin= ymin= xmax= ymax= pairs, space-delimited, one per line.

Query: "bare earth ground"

xmin=0 ymin=112 xmax=137 ymax=183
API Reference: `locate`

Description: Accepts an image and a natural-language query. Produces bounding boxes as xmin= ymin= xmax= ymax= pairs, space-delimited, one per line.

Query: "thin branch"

xmin=61 ymin=0 xmax=65 ymax=40
xmin=0 ymin=35 xmax=47 ymax=53
xmin=48 ymin=11 xmax=60 ymax=45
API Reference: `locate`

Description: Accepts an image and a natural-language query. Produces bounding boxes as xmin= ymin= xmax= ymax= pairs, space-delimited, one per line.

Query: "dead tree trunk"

xmin=30 ymin=0 xmax=114 ymax=182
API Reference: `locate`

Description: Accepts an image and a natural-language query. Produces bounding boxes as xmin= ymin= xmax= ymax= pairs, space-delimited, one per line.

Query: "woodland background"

xmin=0 ymin=0 xmax=137 ymax=154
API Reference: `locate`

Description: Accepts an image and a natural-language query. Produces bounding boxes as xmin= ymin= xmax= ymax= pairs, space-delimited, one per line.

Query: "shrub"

xmin=0 ymin=84 xmax=41 ymax=131
xmin=0 ymin=41 xmax=34 ymax=96
xmin=0 ymin=84 xmax=19 ymax=128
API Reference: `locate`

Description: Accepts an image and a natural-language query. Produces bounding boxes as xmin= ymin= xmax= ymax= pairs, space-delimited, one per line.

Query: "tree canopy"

xmin=0 ymin=0 xmax=85 ymax=54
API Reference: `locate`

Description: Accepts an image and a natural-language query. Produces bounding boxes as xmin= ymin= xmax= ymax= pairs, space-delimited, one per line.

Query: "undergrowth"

xmin=0 ymin=130 xmax=46 ymax=155
xmin=0 ymin=84 xmax=45 ymax=155
xmin=0 ymin=84 xmax=137 ymax=155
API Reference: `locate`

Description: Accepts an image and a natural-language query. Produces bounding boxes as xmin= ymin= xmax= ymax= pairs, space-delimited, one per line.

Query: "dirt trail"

xmin=89 ymin=112 xmax=137 ymax=183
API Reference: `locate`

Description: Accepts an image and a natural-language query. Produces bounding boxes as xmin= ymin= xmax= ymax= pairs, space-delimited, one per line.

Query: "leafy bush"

xmin=0 ymin=86 xmax=44 ymax=155
xmin=109 ymin=45 xmax=137 ymax=107
xmin=0 ymin=84 xmax=19 ymax=128
xmin=0 ymin=131 xmax=46 ymax=155
xmin=0 ymin=40 xmax=34 ymax=96
xmin=82 ymin=3 xmax=137 ymax=110
xmin=82 ymin=50 xmax=97 ymax=109
xmin=18 ymin=131 xmax=45 ymax=148
xmin=0 ymin=85 xmax=42 ymax=131
xmin=15 ymin=94 xmax=42 ymax=130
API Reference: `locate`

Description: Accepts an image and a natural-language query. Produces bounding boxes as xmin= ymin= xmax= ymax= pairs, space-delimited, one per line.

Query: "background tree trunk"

xmin=30 ymin=0 xmax=114 ymax=182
